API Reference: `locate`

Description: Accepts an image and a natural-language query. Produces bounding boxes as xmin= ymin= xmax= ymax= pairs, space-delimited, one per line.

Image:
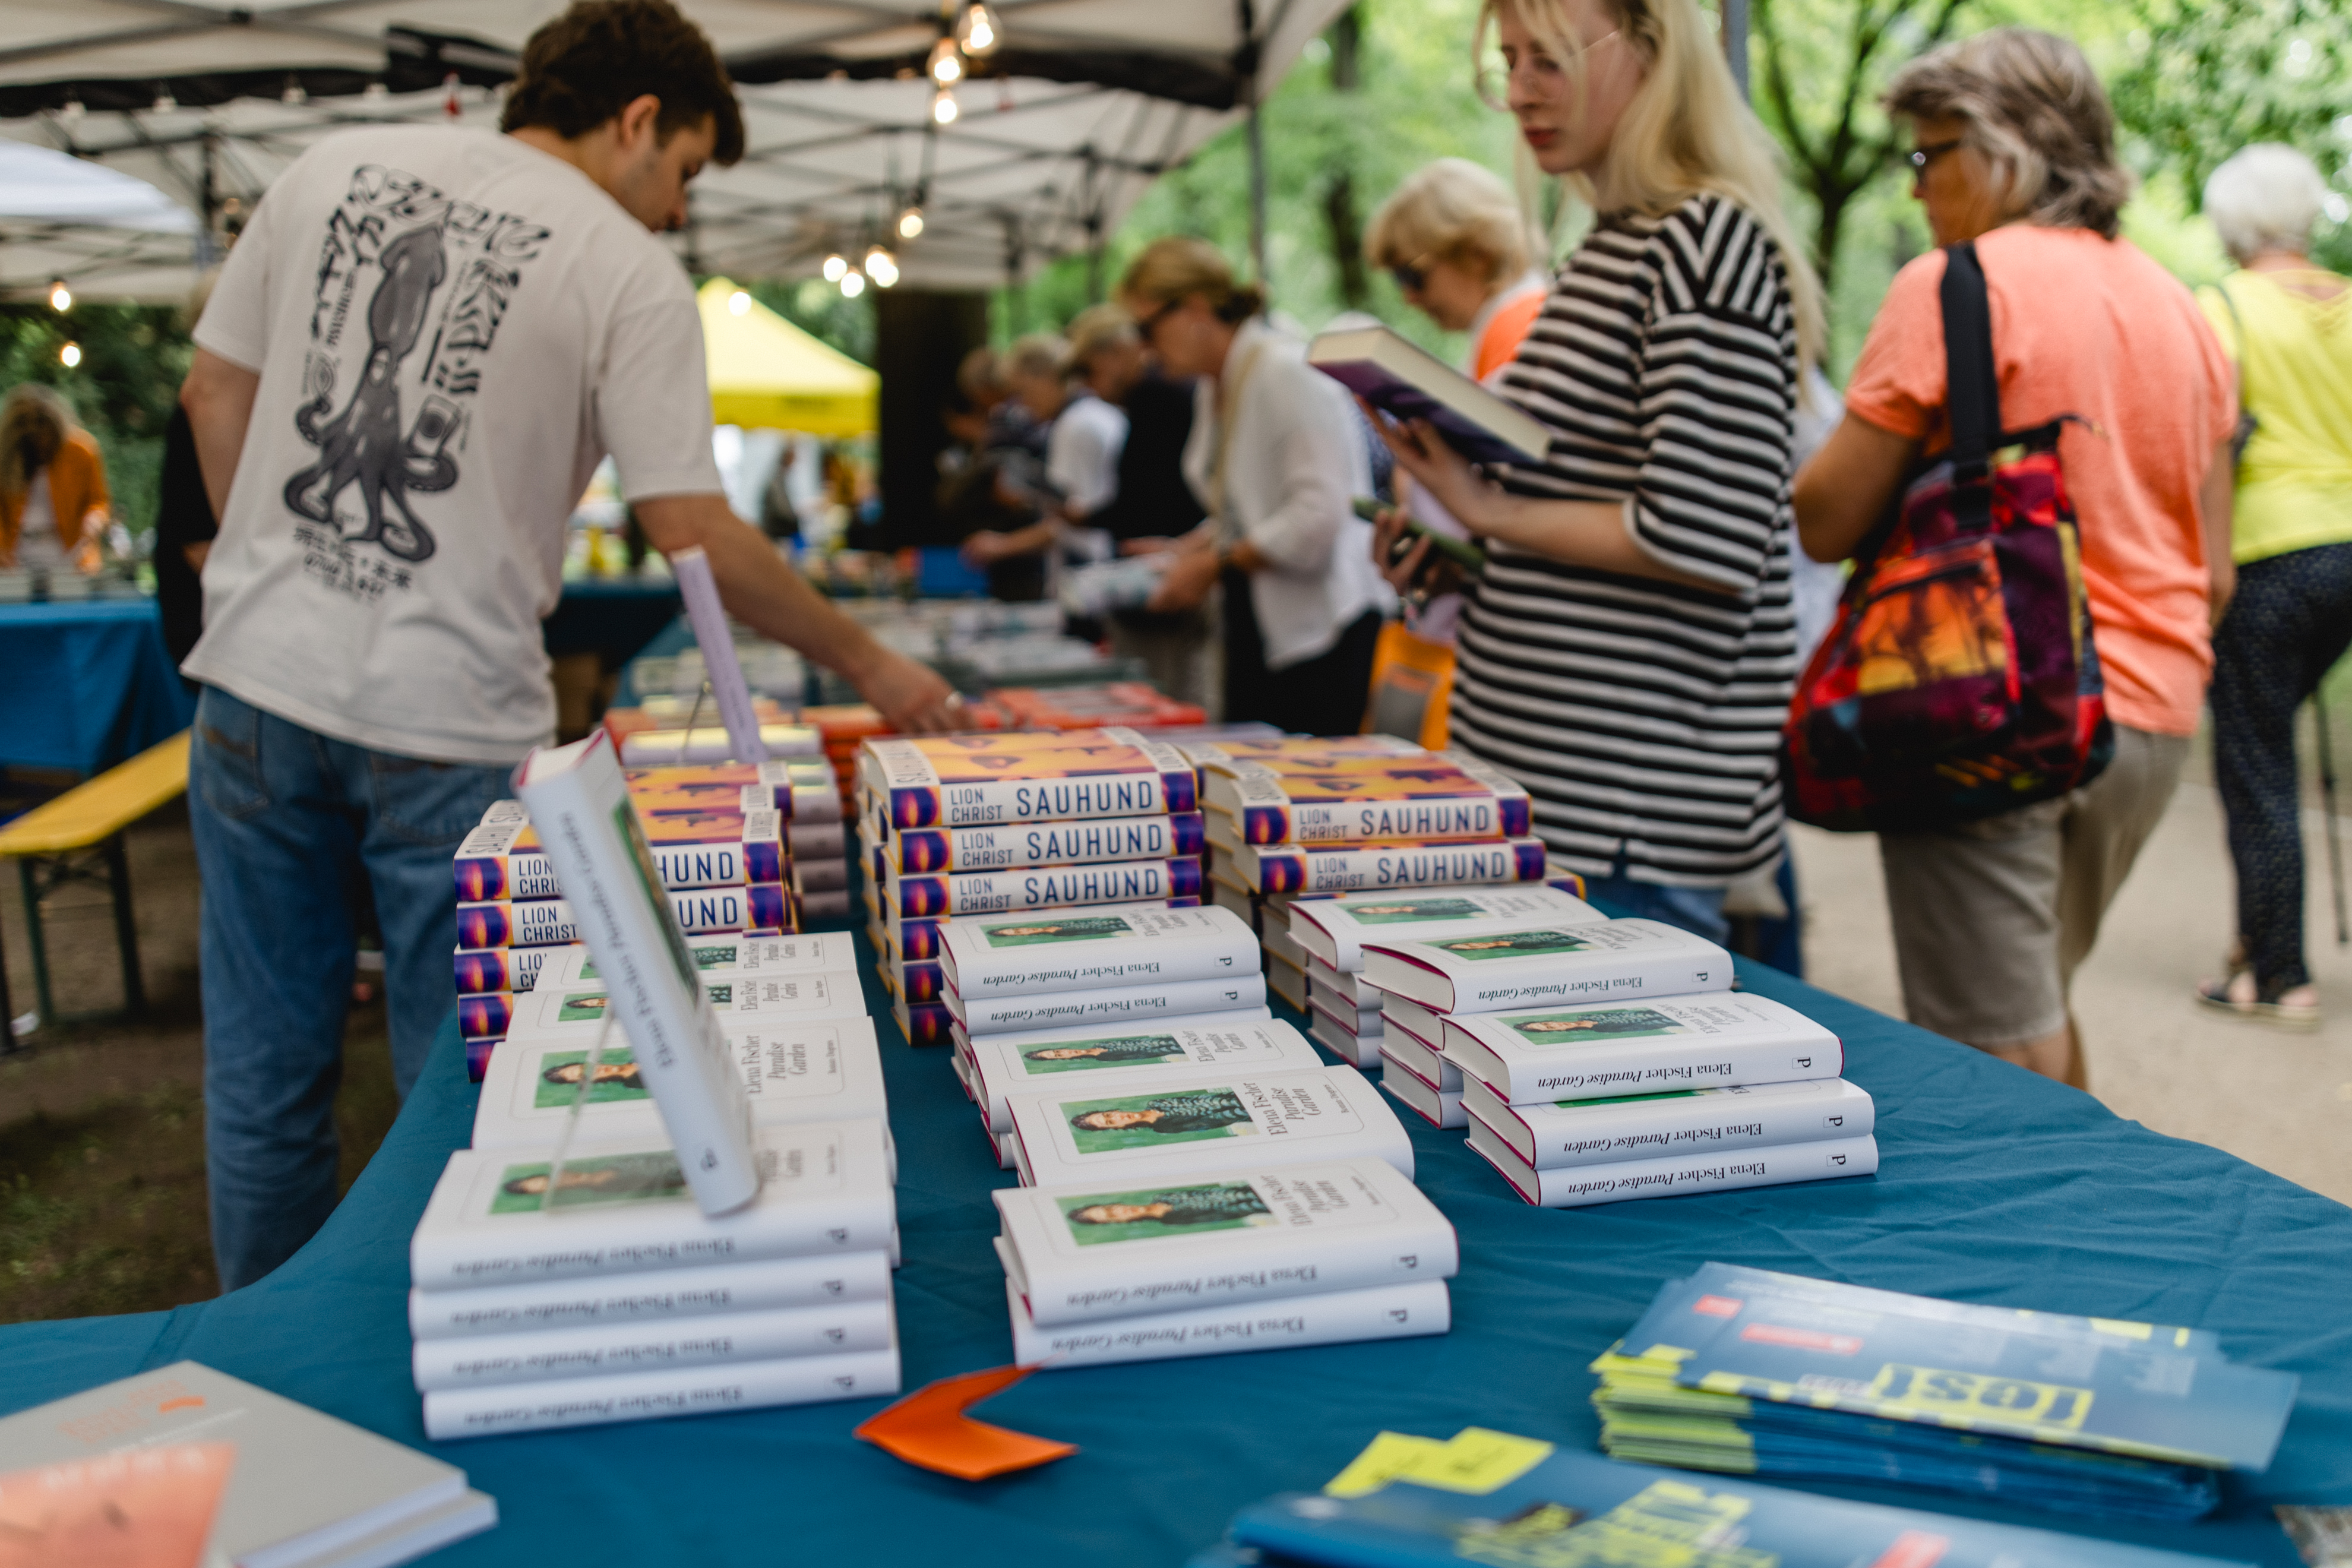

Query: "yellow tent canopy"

xmin=697 ymin=277 xmax=878 ymax=438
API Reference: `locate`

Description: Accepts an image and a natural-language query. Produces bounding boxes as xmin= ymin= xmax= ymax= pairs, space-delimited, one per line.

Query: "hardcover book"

xmin=862 ymin=726 xmax=1197 ymax=829
xmin=409 ymin=1121 xmax=897 ymax=1291
xmin=538 ymin=931 xmax=856 ymax=992
xmin=1466 ymin=1118 xmax=1878 ymax=1207
xmin=1176 ymin=734 xmax=1421 ymax=770
xmin=1004 ymin=1065 xmax=1414 ymax=1187
xmin=1305 ymin=953 xmax=1380 ymax=1009
xmin=1291 ymin=885 xmax=1604 ymax=972
xmin=453 ymin=811 xmax=785 ymax=902
xmin=1007 ymin=1275 xmax=1449 ymax=1368
xmin=454 ymin=886 xmax=791 ymax=951
xmin=1238 ymin=835 xmax=1551 ymax=895
xmin=890 ymin=812 xmax=1206 ymax=873
xmin=964 ymin=1014 xmax=1313 ymax=1134
xmin=408 ymin=1250 xmax=893 ymax=1341
xmin=940 ymin=903 xmax=1257 ymax=1000
xmin=499 ymin=970 xmax=864 ymax=1044
xmin=1441 ymin=992 xmax=1842 ymax=1104
xmin=994 ymin=1157 xmax=1455 ymax=1326
xmin=1310 ymin=1004 xmax=1383 ymax=1071
xmin=1206 ymin=754 xmax=1533 ymax=846
xmin=421 ymin=1348 xmax=899 ymax=1440
xmin=412 ymin=1296 xmax=896 ymax=1391
xmin=623 ymin=759 xmax=840 ymax=821
xmin=1379 ymin=1052 xmax=1464 ymax=1129
xmin=947 ymin=972 xmax=1269 ymax=1038
xmin=616 ymin=723 xmax=824 ymax=767
xmin=1361 ymin=917 xmax=1731 ymax=1016
xmin=1465 ymin=1077 xmax=1873 ymax=1170
xmin=879 ymin=855 xmax=1203 ymax=918
xmin=454 ymin=944 xmax=557 ymax=997
xmin=1377 ymin=1023 xmax=1454 ymax=1091
xmin=1307 ymin=321 xmax=1551 ymax=463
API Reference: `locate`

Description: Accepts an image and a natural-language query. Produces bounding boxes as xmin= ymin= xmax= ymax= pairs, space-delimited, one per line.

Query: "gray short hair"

xmin=2204 ymin=144 xmax=2331 ymax=264
xmin=1001 ymin=333 xmax=1070 ymax=383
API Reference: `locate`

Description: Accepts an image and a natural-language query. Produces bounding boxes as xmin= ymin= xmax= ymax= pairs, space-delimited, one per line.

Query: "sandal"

xmin=2193 ymin=969 xmax=2322 ymax=1032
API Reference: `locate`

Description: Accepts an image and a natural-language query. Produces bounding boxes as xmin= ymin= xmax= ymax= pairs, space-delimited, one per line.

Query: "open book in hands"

xmin=1310 ymin=324 xmax=1550 ymax=466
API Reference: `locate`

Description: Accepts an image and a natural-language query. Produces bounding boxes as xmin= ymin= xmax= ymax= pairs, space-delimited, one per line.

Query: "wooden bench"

xmin=0 ymin=730 xmax=190 ymax=1038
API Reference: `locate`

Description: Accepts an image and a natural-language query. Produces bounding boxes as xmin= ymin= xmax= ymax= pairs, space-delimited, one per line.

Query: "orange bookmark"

xmin=855 ymin=1364 xmax=1076 ymax=1481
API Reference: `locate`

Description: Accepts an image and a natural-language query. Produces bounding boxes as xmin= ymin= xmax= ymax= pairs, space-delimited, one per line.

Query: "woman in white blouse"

xmin=1119 ymin=237 xmax=1392 ymax=731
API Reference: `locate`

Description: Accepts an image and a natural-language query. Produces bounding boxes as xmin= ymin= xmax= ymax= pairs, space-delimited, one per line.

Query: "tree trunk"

xmin=1326 ymin=173 xmax=1370 ymax=309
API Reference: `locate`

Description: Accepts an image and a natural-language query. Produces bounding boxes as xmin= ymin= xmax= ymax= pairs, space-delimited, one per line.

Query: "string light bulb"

xmin=927 ymin=37 xmax=963 ymax=85
xmin=59 ymin=98 xmax=85 ymax=123
xmin=865 ymin=246 xmax=899 ymax=288
xmin=896 ymin=204 xmax=925 ymax=240
xmin=839 ymin=268 xmax=866 ymax=299
xmin=48 ymin=279 xmax=71 ymax=312
xmin=822 ymin=252 xmax=849 ymax=282
xmin=282 ymin=77 xmax=306 ymax=106
xmin=958 ymin=2 xmax=1001 ymax=54
xmin=728 ymin=290 xmax=752 ymax=315
xmin=151 ymin=88 xmax=177 ymax=113
xmin=930 ymin=84 xmax=959 ymax=125
xmin=59 ymin=342 xmax=82 ymax=368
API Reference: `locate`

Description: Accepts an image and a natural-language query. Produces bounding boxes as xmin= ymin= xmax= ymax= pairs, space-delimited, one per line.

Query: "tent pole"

xmin=1246 ymin=88 xmax=1269 ymax=287
xmin=1722 ymin=0 xmax=1749 ymax=96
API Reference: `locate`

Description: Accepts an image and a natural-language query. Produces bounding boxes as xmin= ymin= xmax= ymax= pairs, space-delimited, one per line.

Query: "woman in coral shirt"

xmin=0 ymin=384 xmax=110 ymax=573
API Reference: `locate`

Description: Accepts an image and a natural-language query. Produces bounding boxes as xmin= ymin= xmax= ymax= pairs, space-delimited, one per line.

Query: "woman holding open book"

xmin=1371 ymin=0 xmax=1823 ymax=944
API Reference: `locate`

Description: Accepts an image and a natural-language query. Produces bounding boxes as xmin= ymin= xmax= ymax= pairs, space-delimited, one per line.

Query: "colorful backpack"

xmin=1782 ymin=242 xmax=2112 ymax=833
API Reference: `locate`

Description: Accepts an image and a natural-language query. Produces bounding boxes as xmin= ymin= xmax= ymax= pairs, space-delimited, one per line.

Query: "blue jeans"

xmin=190 ymin=685 xmax=509 ymax=1291
xmin=1578 ymin=870 xmax=1731 ymax=947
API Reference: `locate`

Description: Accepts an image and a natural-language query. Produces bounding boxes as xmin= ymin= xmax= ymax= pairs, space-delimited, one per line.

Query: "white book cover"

xmin=940 ymin=903 xmax=1256 ymax=1000
xmin=1290 ymin=886 xmax=1604 ymax=972
xmin=1361 ymin=918 xmax=1731 ymax=1016
xmin=1379 ymin=1055 xmax=1465 ymax=1129
xmin=501 ymin=969 xmax=865 ymax=1044
xmin=966 ymin=1014 xmax=1317 ymax=1134
xmin=1464 ymin=1076 xmax=1874 ymax=1171
xmin=408 ymin=1251 xmax=894 ymax=1341
xmin=1380 ymin=992 xmax=1447 ymax=1049
xmin=413 ymin=1297 xmax=896 ymax=1391
xmin=1466 ymin=1119 xmax=1879 ymax=1208
xmin=410 ymin=1121 xmax=896 ymax=1292
xmin=995 ymin=1158 xmax=1455 ymax=1326
xmin=1006 ymin=1065 xmax=1412 ymax=1188
xmin=472 ymin=1018 xmax=889 ymax=1153
xmin=514 ymin=732 xmax=757 ymax=1215
xmin=1440 ymin=992 xmax=1841 ymax=1104
xmin=1308 ymin=973 xmax=1380 ymax=1025
xmin=539 ymin=931 xmax=858 ymax=992
xmin=1007 ymin=1276 xmax=1448 ymax=1368
xmin=1307 ymin=1006 xmax=1382 ymax=1071
xmin=949 ymin=972 xmax=1268 ymax=1037
xmin=1379 ymin=1024 xmax=1457 ymax=1092
xmin=422 ymin=1348 xmax=900 ymax=1440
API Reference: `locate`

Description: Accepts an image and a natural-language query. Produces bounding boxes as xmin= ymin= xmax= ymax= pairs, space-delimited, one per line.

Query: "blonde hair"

xmin=1884 ymin=28 xmax=2132 ymax=239
xmin=1477 ymin=0 xmax=1825 ymax=369
xmin=2204 ymin=143 xmax=2330 ymax=264
xmin=0 ymin=384 xmax=75 ymax=501
xmin=1366 ymin=158 xmax=1536 ymax=284
xmin=1001 ymin=333 xmax=1070 ymax=383
xmin=1117 ymin=237 xmax=1266 ymax=323
xmin=1061 ymin=304 xmax=1140 ymax=376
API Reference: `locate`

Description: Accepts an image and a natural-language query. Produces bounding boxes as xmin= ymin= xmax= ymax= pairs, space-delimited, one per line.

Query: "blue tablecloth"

xmin=541 ymin=578 xmax=684 ymax=668
xmin=2 ymin=906 xmax=2347 ymax=1567
xmin=0 ymin=599 xmax=194 ymax=774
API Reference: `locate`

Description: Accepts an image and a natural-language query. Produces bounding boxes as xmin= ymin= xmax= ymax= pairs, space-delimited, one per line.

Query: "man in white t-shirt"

xmin=177 ymin=0 xmax=954 ymax=1291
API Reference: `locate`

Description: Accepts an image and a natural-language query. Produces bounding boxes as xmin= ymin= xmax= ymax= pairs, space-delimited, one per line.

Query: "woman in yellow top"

xmin=2195 ymin=143 xmax=2352 ymax=1030
xmin=0 ymin=384 xmax=109 ymax=574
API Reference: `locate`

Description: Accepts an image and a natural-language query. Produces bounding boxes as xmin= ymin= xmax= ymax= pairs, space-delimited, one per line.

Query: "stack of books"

xmin=985 ymin=682 xmax=1208 ymax=731
xmin=1285 ymin=884 xmax=1602 ymax=1080
xmin=1589 ymin=1263 xmax=2300 ymax=1521
xmin=854 ymin=727 xmax=1209 ymax=1045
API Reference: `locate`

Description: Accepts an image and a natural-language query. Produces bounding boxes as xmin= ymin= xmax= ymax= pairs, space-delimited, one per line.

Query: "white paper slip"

xmin=502 ymin=969 xmax=867 ymax=1042
xmin=412 ymin=1297 xmax=897 ymax=1391
xmin=536 ymin=930 xmax=858 ymax=991
xmin=963 ymin=1014 xmax=1316 ymax=1134
xmin=1009 ymin=1277 xmax=1449 ymax=1368
xmin=408 ymin=1251 xmax=894 ymax=1341
xmin=472 ymin=1019 xmax=890 ymax=1156
xmin=940 ymin=903 xmax=1257 ymax=999
xmin=995 ymin=1157 xmax=1456 ymax=1327
xmin=1308 ymin=1006 xmax=1382 ymax=1070
xmin=422 ymin=1347 xmax=901 ymax=1440
xmin=1463 ymin=1076 xmax=1874 ymax=1171
xmin=1465 ymin=1120 xmax=1879 ymax=1208
xmin=1362 ymin=918 xmax=1731 ymax=1016
xmin=1005 ymin=1065 xmax=1412 ymax=1188
xmin=1289 ymin=885 xmax=1604 ymax=972
xmin=1379 ymin=1023 xmax=1458 ymax=1092
xmin=1440 ymin=992 xmax=1841 ymax=1104
xmin=410 ymin=1120 xmax=897 ymax=1291
xmin=1379 ymin=1054 xmax=1465 ymax=1129
xmin=948 ymin=972 xmax=1269 ymax=1037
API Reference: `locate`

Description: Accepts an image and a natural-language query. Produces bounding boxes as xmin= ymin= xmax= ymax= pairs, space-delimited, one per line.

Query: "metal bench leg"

xmin=0 ymin=875 xmax=16 ymax=1055
xmin=106 ymin=833 xmax=146 ymax=1015
xmin=19 ymin=858 xmax=53 ymax=1028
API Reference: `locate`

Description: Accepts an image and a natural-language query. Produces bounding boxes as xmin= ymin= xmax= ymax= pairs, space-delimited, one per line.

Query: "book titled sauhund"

xmin=1362 ymin=918 xmax=1730 ymax=1016
xmin=861 ymin=726 xmax=1197 ymax=829
xmin=889 ymin=812 xmax=1207 ymax=873
xmin=456 ymin=885 xmax=791 ymax=950
xmin=1237 ymin=834 xmax=1553 ymax=896
xmin=1205 ymin=753 xmax=1532 ymax=846
xmin=877 ymin=855 xmax=1203 ymax=918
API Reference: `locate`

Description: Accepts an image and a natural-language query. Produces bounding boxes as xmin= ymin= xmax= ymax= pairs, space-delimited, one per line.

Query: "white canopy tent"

xmin=0 ymin=137 xmax=197 ymax=302
xmin=0 ymin=0 xmax=1350 ymax=301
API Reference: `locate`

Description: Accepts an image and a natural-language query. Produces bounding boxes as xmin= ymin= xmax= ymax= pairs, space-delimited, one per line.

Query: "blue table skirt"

xmin=2 ymin=902 xmax=2347 ymax=1566
xmin=0 ymin=600 xmax=194 ymax=774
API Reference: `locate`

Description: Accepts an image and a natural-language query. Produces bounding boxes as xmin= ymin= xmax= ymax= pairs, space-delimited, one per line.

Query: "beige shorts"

xmin=1877 ymin=726 xmax=2189 ymax=1048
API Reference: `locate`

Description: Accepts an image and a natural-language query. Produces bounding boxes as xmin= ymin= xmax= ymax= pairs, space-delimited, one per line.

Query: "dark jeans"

xmin=189 ymin=686 xmax=509 ymax=1289
xmin=1221 ymin=567 xmax=1382 ymax=734
xmin=2211 ymin=541 xmax=2352 ymax=996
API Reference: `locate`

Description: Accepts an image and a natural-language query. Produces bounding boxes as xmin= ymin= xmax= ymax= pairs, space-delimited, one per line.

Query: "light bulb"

xmin=363 ymin=81 xmax=388 ymax=101
xmin=959 ymin=2 xmax=1000 ymax=54
xmin=931 ymin=85 xmax=959 ymax=125
xmin=840 ymin=270 xmax=866 ymax=299
xmin=927 ymin=37 xmax=963 ymax=85
xmin=151 ymin=89 xmax=177 ymax=113
xmin=865 ymin=247 xmax=899 ymax=287
xmin=728 ymin=290 xmax=752 ymax=315
xmin=48 ymin=280 xmax=71 ymax=312
xmin=282 ymin=78 xmax=306 ymax=106
xmin=897 ymin=205 xmax=925 ymax=240
xmin=59 ymin=343 xmax=82 ymax=369
xmin=822 ymin=253 xmax=849 ymax=282
xmin=59 ymin=99 xmax=85 ymax=123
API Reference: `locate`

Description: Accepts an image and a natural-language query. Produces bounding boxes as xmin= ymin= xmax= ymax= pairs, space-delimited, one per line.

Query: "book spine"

xmin=409 ymin=1253 xmax=893 ymax=1341
xmin=1020 ymin=1229 xmax=1456 ymax=1330
xmin=899 ymin=959 xmax=944 ymax=1004
xmin=947 ymin=916 xmax=1255 ymax=998
xmin=952 ymin=973 xmax=1268 ymax=1036
xmin=892 ymin=998 xmax=955 ymax=1048
xmin=1511 ymin=1084 xmax=1872 ymax=1171
xmin=1480 ymin=1035 xmax=1844 ymax=1103
xmin=878 ymin=757 xmax=1197 ymax=830
xmin=668 ymin=884 xmax=794 ymax=935
xmin=514 ymin=740 xmax=758 ymax=1217
xmin=421 ymin=1347 xmax=901 ymax=1440
xmin=649 ymin=833 xmax=786 ymax=890
xmin=889 ymin=916 xmax=949 ymax=962
xmin=458 ymin=992 xmax=515 ymax=1040
xmin=453 ymin=848 xmax=564 ymax=902
xmin=1449 ymin=951 xmax=1726 ymax=1013
xmin=887 ymin=858 xmax=1203 ymax=918
xmin=1377 ymin=1059 xmax=1464 ymax=1128
xmin=413 ymin=1297 xmax=896 ymax=1390
xmin=457 ymin=899 xmax=583 ymax=950
xmin=894 ymin=813 xmax=1207 ymax=873
xmin=1256 ymin=837 xmax=1552 ymax=895
xmin=1011 ymin=1279 xmax=1447 ymax=1367
xmin=1519 ymin=1134 xmax=1879 ymax=1207
xmin=454 ymin=946 xmax=550 ymax=995
xmin=1280 ymin=794 xmax=1519 ymax=845
xmin=466 ymin=1037 xmax=498 ymax=1082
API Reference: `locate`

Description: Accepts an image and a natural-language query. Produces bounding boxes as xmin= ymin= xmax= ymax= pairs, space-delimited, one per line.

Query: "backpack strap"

xmin=1940 ymin=241 xmax=2000 ymax=526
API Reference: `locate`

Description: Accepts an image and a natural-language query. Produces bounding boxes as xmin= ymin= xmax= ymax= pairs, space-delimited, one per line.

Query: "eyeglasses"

xmin=1907 ymin=138 xmax=1964 ymax=173
xmin=1133 ymin=296 xmax=1184 ymax=343
xmin=1475 ymin=29 xmax=1619 ymax=108
xmin=1390 ymin=252 xmax=1437 ymax=293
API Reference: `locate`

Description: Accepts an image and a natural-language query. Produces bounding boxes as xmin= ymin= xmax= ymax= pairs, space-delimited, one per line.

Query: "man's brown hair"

xmin=501 ymin=0 xmax=745 ymax=166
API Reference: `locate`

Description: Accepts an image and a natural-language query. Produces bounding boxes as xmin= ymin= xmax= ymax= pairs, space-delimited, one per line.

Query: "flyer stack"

xmin=1349 ymin=913 xmax=1880 ymax=1205
xmin=854 ymin=727 xmax=1211 ymax=1045
xmin=409 ymin=734 xmax=903 ymax=1440
xmin=450 ymin=758 xmax=836 ymax=1080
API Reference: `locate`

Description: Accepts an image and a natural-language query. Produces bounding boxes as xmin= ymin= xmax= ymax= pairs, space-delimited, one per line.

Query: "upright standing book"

xmin=1362 ymin=918 xmax=1731 ymax=1016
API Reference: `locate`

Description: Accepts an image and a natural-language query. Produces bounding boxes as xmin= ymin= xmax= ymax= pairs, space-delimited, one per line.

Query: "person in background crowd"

xmin=938 ymin=345 xmax=1051 ymax=600
xmin=1068 ymin=304 xmax=1218 ymax=707
xmin=1120 ymin=237 xmax=1390 ymax=732
xmin=1373 ymin=0 xmax=1822 ymax=946
xmin=156 ymin=272 xmax=223 ymax=669
xmin=959 ymin=332 xmax=1127 ymax=595
xmin=1794 ymin=29 xmax=2235 ymax=1085
xmin=2193 ymin=143 xmax=2352 ymax=1031
xmin=0 ymin=384 xmax=109 ymax=575
xmin=177 ymin=0 xmax=954 ymax=1292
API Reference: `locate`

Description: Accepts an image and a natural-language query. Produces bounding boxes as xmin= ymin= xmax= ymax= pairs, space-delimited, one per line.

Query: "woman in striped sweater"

xmin=1374 ymin=0 xmax=1823 ymax=943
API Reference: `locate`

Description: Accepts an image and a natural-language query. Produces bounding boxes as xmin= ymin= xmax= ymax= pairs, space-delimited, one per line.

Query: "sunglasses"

xmin=1907 ymin=138 xmax=1964 ymax=173
xmin=1134 ymin=296 xmax=1184 ymax=341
